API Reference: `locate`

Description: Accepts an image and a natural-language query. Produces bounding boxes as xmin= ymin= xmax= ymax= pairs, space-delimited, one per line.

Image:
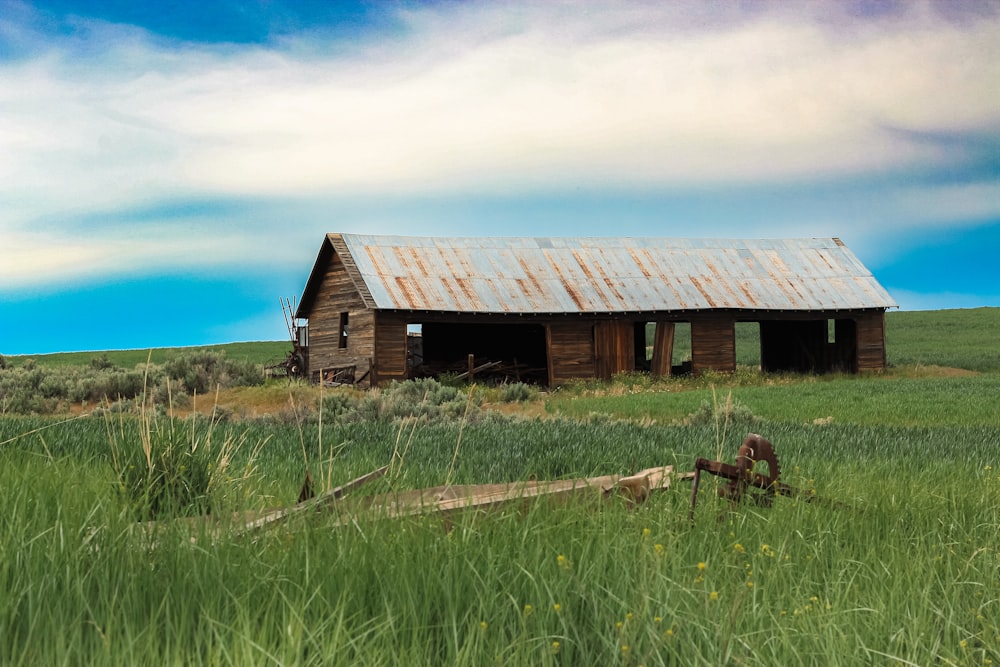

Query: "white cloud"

xmin=1 ymin=0 xmax=998 ymax=289
xmin=0 ymin=223 xmax=278 ymax=290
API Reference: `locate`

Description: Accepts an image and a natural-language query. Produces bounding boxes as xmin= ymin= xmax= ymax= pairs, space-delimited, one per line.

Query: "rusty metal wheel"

xmin=722 ymin=434 xmax=782 ymax=505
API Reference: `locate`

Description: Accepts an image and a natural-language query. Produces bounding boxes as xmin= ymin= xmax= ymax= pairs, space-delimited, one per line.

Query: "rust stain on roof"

xmin=517 ymin=256 xmax=546 ymax=296
xmin=546 ymin=250 xmax=586 ymax=310
xmin=394 ymin=277 xmax=420 ymax=310
xmin=689 ymin=276 xmax=719 ymax=308
xmin=628 ymin=248 xmax=653 ymax=278
xmin=454 ymin=277 xmax=483 ymax=309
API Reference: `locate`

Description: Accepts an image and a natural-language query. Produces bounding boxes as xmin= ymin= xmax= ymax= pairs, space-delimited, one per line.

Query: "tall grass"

xmin=547 ymin=374 xmax=1000 ymax=428
xmin=2 ymin=400 xmax=998 ymax=664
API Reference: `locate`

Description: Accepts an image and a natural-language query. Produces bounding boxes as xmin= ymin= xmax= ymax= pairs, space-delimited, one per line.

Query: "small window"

xmin=339 ymin=312 xmax=349 ymax=349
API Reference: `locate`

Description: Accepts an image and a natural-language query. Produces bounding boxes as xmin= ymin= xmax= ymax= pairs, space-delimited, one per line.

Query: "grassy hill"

xmin=3 ymin=341 xmax=292 ymax=369
xmin=4 ymin=306 xmax=998 ymax=374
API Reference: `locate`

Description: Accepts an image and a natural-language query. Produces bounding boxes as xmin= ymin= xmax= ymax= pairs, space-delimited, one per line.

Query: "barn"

xmin=294 ymin=233 xmax=896 ymax=387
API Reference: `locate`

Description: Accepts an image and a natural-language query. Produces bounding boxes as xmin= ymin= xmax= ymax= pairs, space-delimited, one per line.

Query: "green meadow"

xmin=1 ymin=308 xmax=998 ymax=665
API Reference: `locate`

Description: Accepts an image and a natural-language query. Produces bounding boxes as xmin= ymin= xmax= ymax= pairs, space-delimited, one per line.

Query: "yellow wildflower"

xmin=709 ymin=591 xmax=719 ymax=601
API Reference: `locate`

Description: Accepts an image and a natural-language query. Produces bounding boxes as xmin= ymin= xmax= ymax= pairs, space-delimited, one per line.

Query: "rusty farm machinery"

xmin=265 ymin=297 xmax=308 ymax=379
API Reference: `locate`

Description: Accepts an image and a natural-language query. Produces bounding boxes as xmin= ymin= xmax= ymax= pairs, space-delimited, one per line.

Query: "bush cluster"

xmin=686 ymin=397 xmax=758 ymax=427
xmin=0 ymin=350 xmax=263 ymax=414
xmin=321 ymin=377 xmax=484 ymax=424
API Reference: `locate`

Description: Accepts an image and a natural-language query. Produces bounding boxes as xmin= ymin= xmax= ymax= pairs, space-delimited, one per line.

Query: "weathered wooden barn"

xmin=294 ymin=234 xmax=897 ymax=387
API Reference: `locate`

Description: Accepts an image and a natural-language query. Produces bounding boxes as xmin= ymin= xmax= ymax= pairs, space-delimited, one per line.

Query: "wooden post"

xmin=467 ymin=354 xmax=475 ymax=382
xmin=650 ymin=322 xmax=675 ymax=377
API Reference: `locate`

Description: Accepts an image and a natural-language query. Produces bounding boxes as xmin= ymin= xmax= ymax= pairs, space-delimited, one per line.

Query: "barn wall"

xmin=593 ymin=320 xmax=635 ymax=380
xmin=855 ymin=311 xmax=888 ymax=371
xmin=302 ymin=252 xmax=374 ymax=383
xmin=304 ymin=289 xmax=888 ymax=385
xmin=650 ymin=321 xmax=675 ymax=377
xmin=691 ymin=316 xmax=736 ymax=374
xmin=372 ymin=312 xmax=409 ymax=385
xmin=546 ymin=320 xmax=596 ymax=385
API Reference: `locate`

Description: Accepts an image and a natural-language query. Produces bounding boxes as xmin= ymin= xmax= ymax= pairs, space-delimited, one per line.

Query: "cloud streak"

xmin=1 ymin=0 xmax=998 ymax=292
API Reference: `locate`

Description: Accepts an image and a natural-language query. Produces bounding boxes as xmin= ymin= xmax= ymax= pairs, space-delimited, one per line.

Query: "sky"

xmin=1 ymin=0 xmax=998 ymax=355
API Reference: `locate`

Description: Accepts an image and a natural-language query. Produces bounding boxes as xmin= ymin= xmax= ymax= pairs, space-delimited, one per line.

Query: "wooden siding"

xmin=691 ymin=317 xmax=736 ymax=374
xmin=855 ymin=312 xmax=887 ymax=371
xmin=650 ymin=322 xmax=675 ymax=377
xmin=372 ymin=312 xmax=409 ymax=385
xmin=302 ymin=252 xmax=374 ymax=383
xmin=547 ymin=321 xmax=596 ymax=385
xmin=594 ymin=320 xmax=635 ymax=380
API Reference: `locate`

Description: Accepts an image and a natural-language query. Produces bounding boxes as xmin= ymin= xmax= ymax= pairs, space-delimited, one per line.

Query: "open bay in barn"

xmin=1 ymin=308 xmax=998 ymax=665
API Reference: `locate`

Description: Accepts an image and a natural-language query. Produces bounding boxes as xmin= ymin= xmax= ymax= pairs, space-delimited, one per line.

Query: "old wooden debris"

xmin=238 ymin=465 xmax=389 ymax=535
xmin=329 ymin=466 xmax=688 ymax=525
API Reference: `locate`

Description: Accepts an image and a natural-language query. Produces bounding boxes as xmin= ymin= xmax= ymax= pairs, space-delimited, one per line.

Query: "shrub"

xmin=90 ymin=354 xmax=116 ymax=371
xmin=318 ymin=378 xmax=482 ymax=424
xmin=163 ymin=350 xmax=263 ymax=396
xmin=686 ymin=396 xmax=758 ymax=427
xmin=499 ymin=382 xmax=536 ymax=403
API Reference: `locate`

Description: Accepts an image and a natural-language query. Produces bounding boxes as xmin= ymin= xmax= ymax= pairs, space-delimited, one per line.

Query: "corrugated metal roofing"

xmin=331 ymin=234 xmax=897 ymax=314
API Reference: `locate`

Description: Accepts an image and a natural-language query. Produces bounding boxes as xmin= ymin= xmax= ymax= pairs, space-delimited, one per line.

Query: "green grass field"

xmin=3 ymin=340 xmax=292 ymax=369
xmin=1 ymin=307 xmax=998 ymax=665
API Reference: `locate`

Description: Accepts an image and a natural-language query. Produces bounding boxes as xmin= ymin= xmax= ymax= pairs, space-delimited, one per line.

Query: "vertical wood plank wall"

xmin=593 ymin=320 xmax=635 ymax=380
xmin=546 ymin=320 xmax=596 ymax=385
xmin=691 ymin=317 xmax=736 ymax=374
xmin=302 ymin=253 xmax=374 ymax=383
xmin=855 ymin=312 xmax=888 ymax=371
xmin=372 ymin=312 xmax=409 ymax=385
xmin=650 ymin=321 xmax=675 ymax=376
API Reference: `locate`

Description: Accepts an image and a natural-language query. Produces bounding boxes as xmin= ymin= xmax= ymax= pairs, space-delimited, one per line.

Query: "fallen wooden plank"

xmin=331 ymin=466 xmax=679 ymax=524
xmin=239 ymin=465 xmax=389 ymax=534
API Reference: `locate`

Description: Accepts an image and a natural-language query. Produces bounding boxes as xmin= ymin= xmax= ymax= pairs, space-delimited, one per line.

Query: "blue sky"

xmin=1 ymin=0 xmax=998 ymax=355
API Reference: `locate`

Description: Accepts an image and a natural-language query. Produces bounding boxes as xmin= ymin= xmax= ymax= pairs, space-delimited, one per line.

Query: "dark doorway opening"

xmin=411 ymin=322 xmax=549 ymax=384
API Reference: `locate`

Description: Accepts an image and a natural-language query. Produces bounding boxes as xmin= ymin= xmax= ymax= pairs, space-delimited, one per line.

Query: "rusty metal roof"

xmin=315 ymin=234 xmax=896 ymax=314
